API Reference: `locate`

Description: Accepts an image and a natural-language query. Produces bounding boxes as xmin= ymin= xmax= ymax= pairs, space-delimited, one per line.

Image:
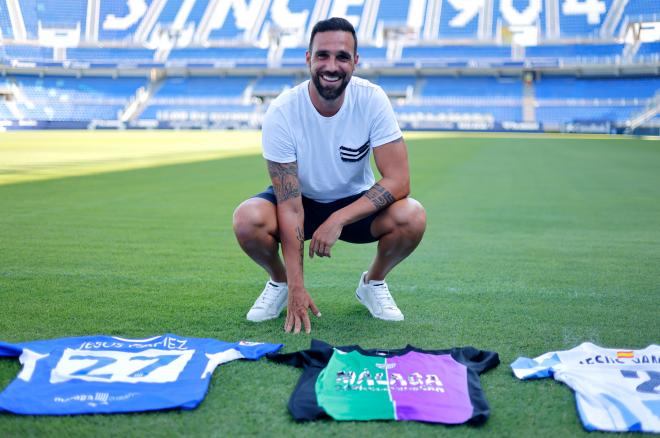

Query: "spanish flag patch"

xmin=617 ymin=351 xmax=634 ymax=359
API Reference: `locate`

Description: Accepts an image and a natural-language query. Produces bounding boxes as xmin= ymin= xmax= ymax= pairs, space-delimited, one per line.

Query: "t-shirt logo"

xmin=339 ymin=140 xmax=370 ymax=162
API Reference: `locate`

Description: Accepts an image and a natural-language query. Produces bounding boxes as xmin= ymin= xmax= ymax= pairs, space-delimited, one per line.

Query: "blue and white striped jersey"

xmin=512 ymin=342 xmax=660 ymax=433
xmin=0 ymin=334 xmax=282 ymax=415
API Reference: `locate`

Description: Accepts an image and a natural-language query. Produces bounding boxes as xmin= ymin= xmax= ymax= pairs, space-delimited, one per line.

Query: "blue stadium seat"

xmin=620 ymin=0 xmax=660 ymax=20
xmin=281 ymin=47 xmax=307 ymax=67
xmin=98 ymin=0 xmax=146 ymax=41
xmin=155 ymin=76 xmax=253 ymax=98
xmin=422 ymin=76 xmax=522 ymax=98
xmin=15 ymin=0 xmax=87 ymax=39
xmin=356 ymin=46 xmax=388 ymax=66
xmin=374 ymin=76 xmax=417 ymax=95
xmin=252 ymin=76 xmax=296 ymax=95
xmin=401 ymin=45 xmax=512 ymax=67
xmin=19 ymin=102 xmax=124 ymax=121
xmin=636 ymin=41 xmax=660 ymax=62
xmin=167 ymin=47 xmax=268 ymax=67
xmin=7 ymin=75 xmax=145 ymax=121
xmin=559 ymin=0 xmax=613 ymax=38
xmin=536 ymin=105 xmax=639 ymax=123
xmin=535 ymin=76 xmax=659 ymax=100
xmin=2 ymin=45 xmax=54 ymax=62
xmin=67 ymin=48 xmax=156 ymax=63
xmin=0 ymin=101 xmax=14 ymax=119
xmin=17 ymin=0 xmax=38 ymax=40
xmin=439 ymin=0 xmax=481 ymax=40
xmin=0 ymin=1 xmax=13 ymax=39
xmin=526 ymin=43 xmax=623 ymax=62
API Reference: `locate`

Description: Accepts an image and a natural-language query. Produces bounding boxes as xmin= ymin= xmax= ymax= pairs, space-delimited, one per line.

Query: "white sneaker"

xmin=246 ymin=281 xmax=288 ymax=322
xmin=355 ymin=272 xmax=404 ymax=321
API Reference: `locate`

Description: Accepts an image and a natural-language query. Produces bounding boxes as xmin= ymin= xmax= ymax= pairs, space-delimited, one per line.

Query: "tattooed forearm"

xmin=267 ymin=161 xmax=300 ymax=202
xmin=365 ymin=183 xmax=396 ymax=209
xmin=296 ymin=226 xmax=304 ymax=269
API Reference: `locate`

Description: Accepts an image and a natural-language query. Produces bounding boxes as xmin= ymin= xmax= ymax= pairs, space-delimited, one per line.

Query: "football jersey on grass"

xmin=512 ymin=342 xmax=660 ymax=433
xmin=268 ymin=339 xmax=499 ymax=424
xmin=0 ymin=333 xmax=282 ymax=415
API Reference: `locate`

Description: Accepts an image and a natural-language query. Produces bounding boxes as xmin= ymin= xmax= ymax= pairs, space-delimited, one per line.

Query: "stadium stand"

xmin=4 ymin=75 xmax=146 ymax=122
xmin=251 ymin=75 xmax=297 ymax=97
xmin=422 ymin=76 xmax=522 ymax=98
xmin=374 ymin=75 xmax=417 ymax=97
xmin=97 ymin=0 xmax=144 ymax=42
xmin=137 ymin=75 xmax=258 ymax=128
xmin=637 ymin=41 xmax=660 ymax=61
xmin=619 ymin=0 xmax=660 ymax=25
xmin=534 ymin=76 xmax=659 ymax=100
xmin=0 ymin=0 xmax=657 ymax=134
xmin=167 ymin=47 xmax=268 ymax=67
xmin=558 ymin=0 xmax=613 ymax=38
xmin=66 ymin=48 xmax=157 ymax=64
xmin=154 ymin=76 xmax=252 ymax=98
xmin=400 ymin=45 xmax=513 ymax=67
xmin=2 ymin=45 xmax=54 ymax=63
xmin=524 ymin=43 xmax=625 ymax=64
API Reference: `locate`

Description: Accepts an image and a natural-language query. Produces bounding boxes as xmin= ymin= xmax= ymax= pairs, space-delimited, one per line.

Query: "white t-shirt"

xmin=262 ymin=76 xmax=402 ymax=203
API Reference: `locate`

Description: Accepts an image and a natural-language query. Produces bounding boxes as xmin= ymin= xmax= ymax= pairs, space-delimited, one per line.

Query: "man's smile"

xmin=320 ymin=72 xmax=343 ymax=84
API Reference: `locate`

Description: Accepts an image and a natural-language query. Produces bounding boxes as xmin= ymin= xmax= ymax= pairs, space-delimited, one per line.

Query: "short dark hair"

xmin=309 ymin=17 xmax=358 ymax=55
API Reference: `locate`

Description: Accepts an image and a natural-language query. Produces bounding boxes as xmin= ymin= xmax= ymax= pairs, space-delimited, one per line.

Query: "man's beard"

xmin=311 ymin=71 xmax=350 ymax=101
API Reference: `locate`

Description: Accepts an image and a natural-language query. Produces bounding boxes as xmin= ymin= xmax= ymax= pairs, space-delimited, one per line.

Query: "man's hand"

xmin=284 ymin=286 xmax=321 ymax=334
xmin=309 ymin=215 xmax=343 ymax=258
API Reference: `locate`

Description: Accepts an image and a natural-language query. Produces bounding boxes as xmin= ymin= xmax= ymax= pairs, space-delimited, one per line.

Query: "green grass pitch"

xmin=0 ymin=131 xmax=658 ymax=436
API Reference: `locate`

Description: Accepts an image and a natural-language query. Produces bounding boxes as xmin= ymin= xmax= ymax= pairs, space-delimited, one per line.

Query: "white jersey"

xmin=512 ymin=342 xmax=660 ymax=433
xmin=262 ymin=76 xmax=402 ymax=203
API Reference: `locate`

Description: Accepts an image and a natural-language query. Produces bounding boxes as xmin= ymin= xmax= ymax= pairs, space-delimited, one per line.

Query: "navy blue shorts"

xmin=253 ymin=186 xmax=379 ymax=244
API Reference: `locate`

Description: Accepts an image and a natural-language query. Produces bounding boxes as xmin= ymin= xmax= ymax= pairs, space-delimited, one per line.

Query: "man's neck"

xmin=308 ymin=82 xmax=345 ymax=117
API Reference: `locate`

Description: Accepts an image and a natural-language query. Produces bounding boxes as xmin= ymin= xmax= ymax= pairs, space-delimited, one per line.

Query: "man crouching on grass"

xmin=232 ymin=17 xmax=426 ymax=334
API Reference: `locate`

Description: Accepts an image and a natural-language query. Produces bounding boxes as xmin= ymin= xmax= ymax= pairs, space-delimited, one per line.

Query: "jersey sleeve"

xmin=262 ymin=105 xmax=296 ymax=163
xmin=511 ymin=351 xmax=562 ymax=380
xmin=0 ymin=342 xmax=22 ymax=357
xmin=451 ymin=347 xmax=500 ymax=374
xmin=369 ymin=86 xmax=403 ymax=148
xmin=234 ymin=341 xmax=283 ymax=360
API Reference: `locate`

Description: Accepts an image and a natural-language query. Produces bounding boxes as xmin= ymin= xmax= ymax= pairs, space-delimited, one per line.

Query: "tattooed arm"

xmin=308 ymin=137 xmax=411 ymax=258
xmin=267 ymin=160 xmax=320 ymax=334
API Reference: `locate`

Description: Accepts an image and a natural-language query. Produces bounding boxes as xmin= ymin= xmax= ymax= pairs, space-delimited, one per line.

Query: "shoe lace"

xmin=256 ymin=283 xmax=283 ymax=307
xmin=371 ymin=283 xmax=397 ymax=309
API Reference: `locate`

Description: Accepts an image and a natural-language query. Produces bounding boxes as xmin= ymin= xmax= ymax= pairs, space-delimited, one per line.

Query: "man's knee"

xmin=372 ymin=198 xmax=426 ymax=240
xmin=233 ymin=198 xmax=276 ymax=243
xmin=391 ymin=198 xmax=426 ymax=238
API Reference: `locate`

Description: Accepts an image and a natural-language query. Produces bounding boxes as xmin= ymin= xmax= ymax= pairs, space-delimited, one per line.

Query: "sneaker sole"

xmin=246 ymin=309 xmax=286 ymax=322
xmin=246 ymin=314 xmax=280 ymax=322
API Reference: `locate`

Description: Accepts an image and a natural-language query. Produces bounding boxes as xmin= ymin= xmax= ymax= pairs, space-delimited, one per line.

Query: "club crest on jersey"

xmin=339 ymin=140 xmax=370 ymax=162
xmin=375 ymin=363 xmax=397 ymax=370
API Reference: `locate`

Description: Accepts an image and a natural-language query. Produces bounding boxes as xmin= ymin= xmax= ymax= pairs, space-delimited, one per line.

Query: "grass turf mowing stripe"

xmin=0 ymin=130 xmax=262 ymax=185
